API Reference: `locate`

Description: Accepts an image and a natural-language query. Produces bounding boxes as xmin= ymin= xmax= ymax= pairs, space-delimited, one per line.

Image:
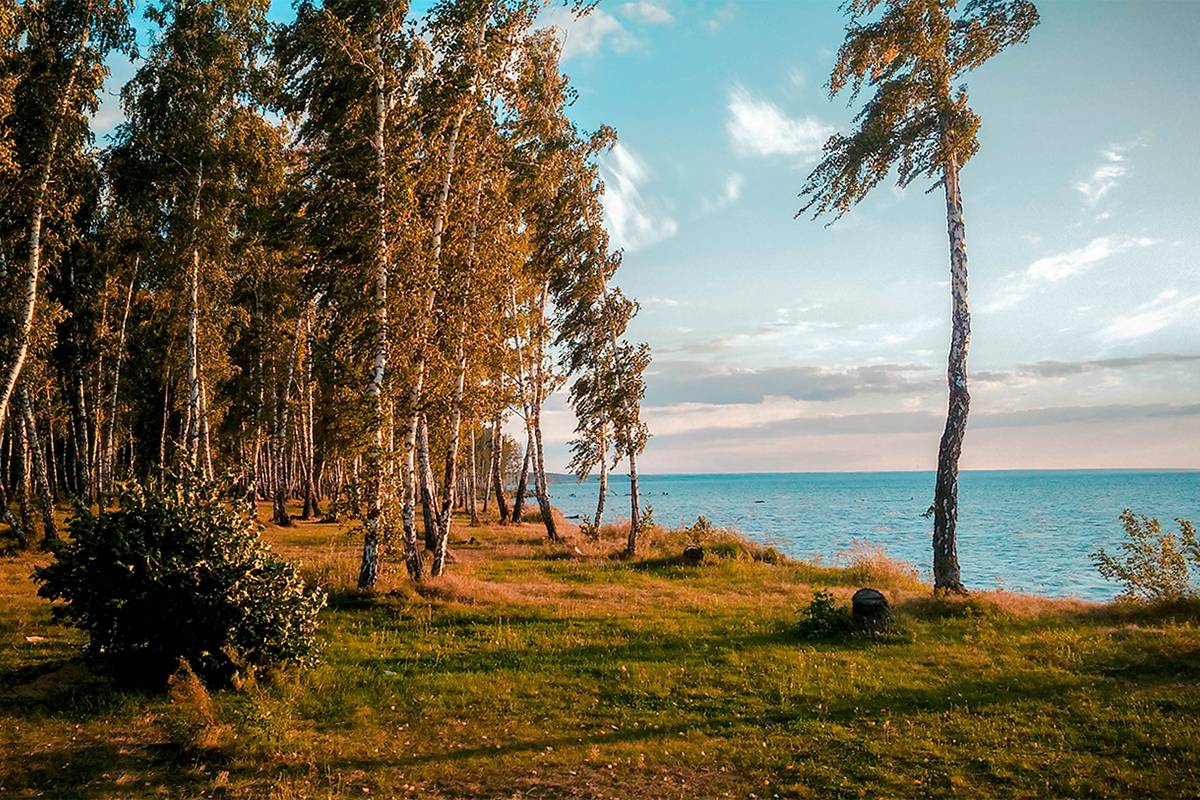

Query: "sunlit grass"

xmin=1 ymin=501 xmax=1198 ymax=798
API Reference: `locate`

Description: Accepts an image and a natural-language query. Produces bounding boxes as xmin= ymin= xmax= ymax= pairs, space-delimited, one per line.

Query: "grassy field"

xmin=2 ymin=504 xmax=1199 ymax=798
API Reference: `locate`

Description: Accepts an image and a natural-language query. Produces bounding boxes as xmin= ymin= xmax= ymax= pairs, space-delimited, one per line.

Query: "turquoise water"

xmin=548 ymin=471 xmax=1200 ymax=601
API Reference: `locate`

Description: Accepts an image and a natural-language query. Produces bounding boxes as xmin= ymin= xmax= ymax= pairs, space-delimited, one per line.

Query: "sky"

xmin=93 ymin=0 xmax=1200 ymax=475
xmin=528 ymin=0 xmax=1200 ymax=474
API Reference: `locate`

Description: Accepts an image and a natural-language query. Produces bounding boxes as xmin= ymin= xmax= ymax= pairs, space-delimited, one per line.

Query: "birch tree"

xmin=0 ymin=0 xmax=134 ymax=449
xmin=113 ymin=0 xmax=280 ymax=475
xmin=798 ymin=0 xmax=1038 ymax=593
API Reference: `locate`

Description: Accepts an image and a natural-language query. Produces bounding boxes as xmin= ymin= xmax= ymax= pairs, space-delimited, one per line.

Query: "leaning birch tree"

xmin=798 ymin=0 xmax=1038 ymax=593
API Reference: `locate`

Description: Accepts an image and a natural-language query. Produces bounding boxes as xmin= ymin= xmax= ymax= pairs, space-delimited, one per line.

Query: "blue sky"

xmin=531 ymin=0 xmax=1200 ymax=473
xmin=93 ymin=1 xmax=1200 ymax=474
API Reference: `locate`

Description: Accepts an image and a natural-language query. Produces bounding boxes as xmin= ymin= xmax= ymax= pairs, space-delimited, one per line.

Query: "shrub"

xmin=34 ymin=476 xmax=326 ymax=686
xmin=1092 ymin=510 xmax=1199 ymax=602
xmin=795 ymin=589 xmax=851 ymax=640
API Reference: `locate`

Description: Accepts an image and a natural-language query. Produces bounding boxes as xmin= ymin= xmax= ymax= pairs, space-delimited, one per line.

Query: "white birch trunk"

xmin=102 ymin=265 xmax=136 ymax=495
xmin=931 ymin=148 xmax=970 ymax=594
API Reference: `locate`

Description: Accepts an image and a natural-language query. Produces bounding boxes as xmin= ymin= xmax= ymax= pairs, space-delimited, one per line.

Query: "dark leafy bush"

xmin=34 ymin=477 xmax=326 ymax=686
xmin=795 ymin=589 xmax=852 ymax=640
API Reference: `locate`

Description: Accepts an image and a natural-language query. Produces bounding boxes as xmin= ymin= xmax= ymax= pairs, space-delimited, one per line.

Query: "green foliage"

xmin=794 ymin=589 xmax=852 ymax=640
xmin=1092 ymin=509 xmax=1199 ymax=602
xmin=34 ymin=476 xmax=326 ymax=686
xmin=578 ymin=514 xmax=599 ymax=541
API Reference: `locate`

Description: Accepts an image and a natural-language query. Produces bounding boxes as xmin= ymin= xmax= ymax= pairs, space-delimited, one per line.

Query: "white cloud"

xmin=539 ymin=6 xmax=638 ymax=61
xmin=1075 ymin=139 xmax=1145 ymax=206
xmin=644 ymin=396 xmax=814 ymax=437
xmin=600 ymin=143 xmax=678 ymax=252
xmin=701 ymin=171 xmax=744 ymax=213
xmin=620 ymin=1 xmax=673 ymax=24
xmin=983 ymin=236 xmax=1156 ymax=312
xmin=1097 ymin=289 xmax=1200 ymax=341
xmin=703 ymin=3 xmax=738 ymax=32
xmin=1027 ymin=236 xmax=1117 ymax=282
xmin=644 ymin=297 xmax=683 ymax=306
xmin=726 ymin=86 xmax=833 ymax=162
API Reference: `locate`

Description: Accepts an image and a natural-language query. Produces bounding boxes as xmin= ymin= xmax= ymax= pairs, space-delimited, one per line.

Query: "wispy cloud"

xmin=702 ymin=3 xmax=738 ymax=32
xmin=644 ymin=360 xmax=938 ymax=406
xmin=701 ymin=172 xmax=744 ymax=213
xmin=644 ymin=297 xmax=684 ymax=307
xmin=539 ymin=6 xmax=639 ymax=61
xmin=1097 ymin=289 xmax=1200 ymax=341
xmin=983 ymin=236 xmax=1156 ymax=312
xmin=619 ymin=1 xmax=673 ymax=24
xmin=600 ymin=143 xmax=678 ymax=252
xmin=1075 ymin=138 xmax=1145 ymax=207
xmin=726 ymin=86 xmax=833 ymax=162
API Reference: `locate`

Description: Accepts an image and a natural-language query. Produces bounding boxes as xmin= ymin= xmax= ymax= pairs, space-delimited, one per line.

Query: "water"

xmin=548 ymin=471 xmax=1200 ymax=602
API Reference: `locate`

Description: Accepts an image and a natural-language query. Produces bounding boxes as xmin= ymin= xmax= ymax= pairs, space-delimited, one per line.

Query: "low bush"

xmin=1092 ymin=509 xmax=1199 ymax=602
xmin=794 ymin=589 xmax=852 ymax=640
xmin=34 ymin=476 xmax=326 ymax=687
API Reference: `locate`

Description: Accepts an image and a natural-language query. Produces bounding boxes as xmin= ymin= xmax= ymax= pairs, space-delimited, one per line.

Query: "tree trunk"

xmin=512 ymin=435 xmax=530 ymax=523
xmin=273 ymin=314 xmax=304 ymax=526
xmin=102 ymin=265 xmax=136 ymax=496
xmin=595 ymin=422 xmax=608 ymax=528
xmin=417 ymin=415 xmax=439 ymax=553
xmin=467 ymin=421 xmax=479 ymax=525
xmin=931 ymin=152 xmax=969 ymax=595
xmin=359 ymin=32 xmax=391 ymax=590
xmin=18 ymin=386 xmax=56 ymax=543
xmin=185 ymin=163 xmax=204 ymax=470
xmin=433 ymin=344 xmax=467 ymax=576
xmin=490 ymin=413 xmax=508 ymax=523
xmin=625 ymin=448 xmax=641 ymax=556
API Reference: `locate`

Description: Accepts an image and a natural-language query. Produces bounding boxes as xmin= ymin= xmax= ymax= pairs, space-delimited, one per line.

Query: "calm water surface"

xmin=548 ymin=471 xmax=1200 ymax=601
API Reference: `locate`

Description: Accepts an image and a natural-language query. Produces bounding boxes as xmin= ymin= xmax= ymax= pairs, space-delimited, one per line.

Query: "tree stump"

xmin=851 ymin=588 xmax=892 ymax=626
xmin=682 ymin=545 xmax=704 ymax=564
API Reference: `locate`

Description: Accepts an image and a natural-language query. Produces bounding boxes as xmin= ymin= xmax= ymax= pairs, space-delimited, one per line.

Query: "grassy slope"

xmin=1 ymin=505 xmax=1199 ymax=799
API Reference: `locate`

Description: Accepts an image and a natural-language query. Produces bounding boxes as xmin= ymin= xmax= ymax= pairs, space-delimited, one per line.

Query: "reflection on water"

xmin=549 ymin=470 xmax=1200 ymax=602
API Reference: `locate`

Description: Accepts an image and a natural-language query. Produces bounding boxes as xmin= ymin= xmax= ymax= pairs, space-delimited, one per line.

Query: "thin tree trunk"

xmin=418 ymin=415 xmax=438 ymax=553
xmin=158 ymin=367 xmax=170 ymax=472
xmin=185 ymin=166 xmax=204 ymax=469
xmin=433 ymin=341 xmax=468 ymax=576
xmin=0 ymin=469 xmax=28 ymax=549
xmin=595 ymin=422 xmax=607 ymax=528
xmin=102 ymin=265 xmax=136 ymax=495
xmin=512 ymin=434 xmax=530 ymax=523
xmin=19 ymin=386 xmax=56 ymax=542
xmin=359 ymin=32 xmax=392 ymax=589
xmin=17 ymin=416 xmax=33 ymax=536
xmin=625 ymin=448 xmax=641 ymax=556
xmin=490 ymin=413 xmax=508 ymax=523
xmin=67 ymin=365 xmax=90 ymax=502
xmin=273 ymin=313 xmax=305 ymax=526
xmin=931 ymin=151 xmax=969 ymax=595
xmin=467 ymin=420 xmax=479 ymax=525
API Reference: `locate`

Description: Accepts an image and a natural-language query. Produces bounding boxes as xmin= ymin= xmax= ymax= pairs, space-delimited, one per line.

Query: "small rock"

xmin=852 ymin=588 xmax=892 ymax=624
xmin=682 ymin=545 xmax=704 ymax=564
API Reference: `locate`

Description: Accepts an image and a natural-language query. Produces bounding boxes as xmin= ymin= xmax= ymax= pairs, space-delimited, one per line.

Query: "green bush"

xmin=1092 ymin=510 xmax=1199 ymax=602
xmin=795 ymin=589 xmax=851 ymax=640
xmin=34 ymin=477 xmax=326 ymax=686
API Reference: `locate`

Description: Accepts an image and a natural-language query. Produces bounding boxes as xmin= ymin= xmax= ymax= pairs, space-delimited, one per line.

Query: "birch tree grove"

xmin=0 ymin=0 xmax=653 ymax=588
xmin=798 ymin=0 xmax=1038 ymax=593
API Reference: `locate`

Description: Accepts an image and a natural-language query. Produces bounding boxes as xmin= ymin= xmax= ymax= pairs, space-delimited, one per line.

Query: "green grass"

xmin=1 ymin=505 xmax=1199 ymax=798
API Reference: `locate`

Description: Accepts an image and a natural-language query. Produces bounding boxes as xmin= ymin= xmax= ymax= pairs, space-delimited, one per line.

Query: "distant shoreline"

xmin=547 ymin=467 xmax=1200 ymax=483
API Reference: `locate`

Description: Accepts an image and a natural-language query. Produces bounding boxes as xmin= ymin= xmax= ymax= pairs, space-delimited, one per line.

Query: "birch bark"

xmin=931 ymin=148 xmax=969 ymax=594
